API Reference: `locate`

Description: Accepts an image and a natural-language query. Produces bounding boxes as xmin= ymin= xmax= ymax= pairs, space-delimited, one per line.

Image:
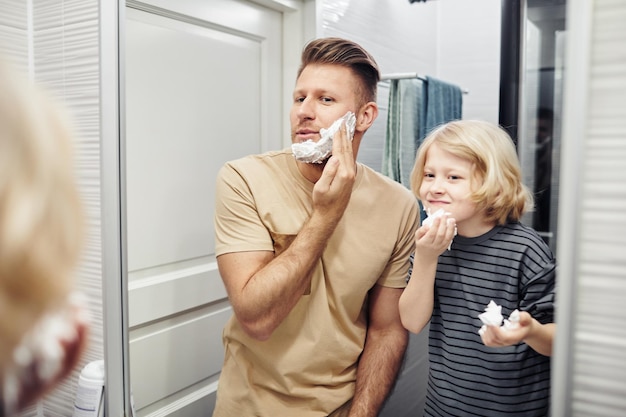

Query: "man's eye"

xmin=295 ymin=97 xmax=305 ymax=103
xmin=321 ymin=97 xmax=333 ymax=103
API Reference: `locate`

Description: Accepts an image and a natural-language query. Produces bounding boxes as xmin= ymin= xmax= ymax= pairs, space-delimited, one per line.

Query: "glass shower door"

xmin=519 ymin=0 xmax=567 ymax=253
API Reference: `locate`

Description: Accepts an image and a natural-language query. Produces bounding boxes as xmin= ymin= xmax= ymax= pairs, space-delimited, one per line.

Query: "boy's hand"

xmin=414 ymin=214 xmax=456 ymax=261
xmin=480 ymin=311 xmax=534 ymax=347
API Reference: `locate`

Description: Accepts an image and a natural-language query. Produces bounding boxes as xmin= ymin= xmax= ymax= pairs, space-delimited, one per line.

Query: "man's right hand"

xmin=312 ymin=120 xmax=356 ymax=224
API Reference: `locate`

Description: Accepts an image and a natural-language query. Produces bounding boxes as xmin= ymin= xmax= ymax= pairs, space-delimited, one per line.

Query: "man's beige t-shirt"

xmin=213 ymin=149 xmax=419 ymax=416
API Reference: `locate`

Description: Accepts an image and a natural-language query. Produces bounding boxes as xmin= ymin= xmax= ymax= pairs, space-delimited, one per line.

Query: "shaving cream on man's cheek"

xmin=292 ymin=111 xmax=356 ymax=163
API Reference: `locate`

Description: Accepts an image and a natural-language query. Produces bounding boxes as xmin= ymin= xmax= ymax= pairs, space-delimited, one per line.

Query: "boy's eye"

xmin=424 ymin=173 xmax=435 ymax=178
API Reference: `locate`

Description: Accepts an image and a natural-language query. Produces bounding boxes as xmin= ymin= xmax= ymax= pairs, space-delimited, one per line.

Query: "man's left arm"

xmin=349 ymin=284 xmax=409 ymax=417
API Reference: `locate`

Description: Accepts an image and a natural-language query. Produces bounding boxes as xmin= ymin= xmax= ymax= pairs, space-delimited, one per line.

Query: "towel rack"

xmin=381 ymin=72 xmax=426 ymax=81
xmin=380 ymin=72 xmax=469 ymax=94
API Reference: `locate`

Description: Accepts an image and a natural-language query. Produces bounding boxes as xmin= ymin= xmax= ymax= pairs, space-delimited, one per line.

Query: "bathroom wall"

xmin=320 ymin=0 xmax=501 ymax=120
xmin=317 ymin=0 xmax=501 ymax=171
xmin=0 ymin=1 xmax=28 ymax=69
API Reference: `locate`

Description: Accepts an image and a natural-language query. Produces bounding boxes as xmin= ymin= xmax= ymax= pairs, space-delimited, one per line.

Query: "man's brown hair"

xmin=297 ymin=37 xmax=380 ymax=106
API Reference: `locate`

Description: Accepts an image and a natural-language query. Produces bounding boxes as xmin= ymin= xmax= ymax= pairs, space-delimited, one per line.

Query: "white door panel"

xmin=128 ymin=263 xmax=226 ymax=327
xmin=125 ymin=1 xmax=282 ymax=415
xmin=129 ymin=308 xmax=231 ymax=411
xmin=126 ymin=10 xmax=270 ymax=271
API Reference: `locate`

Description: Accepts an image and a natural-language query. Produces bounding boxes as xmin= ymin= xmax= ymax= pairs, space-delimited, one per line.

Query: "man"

xmin=213 ymin=37 xmax=419 ymax=417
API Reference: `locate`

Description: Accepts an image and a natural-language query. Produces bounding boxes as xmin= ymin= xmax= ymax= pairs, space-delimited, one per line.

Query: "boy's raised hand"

xmin=414 ymin=214 xmax=456 ymax=261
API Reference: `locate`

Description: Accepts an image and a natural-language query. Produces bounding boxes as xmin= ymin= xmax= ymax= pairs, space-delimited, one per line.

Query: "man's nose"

xmin=297 ymin=98 xmax=314 ymax=119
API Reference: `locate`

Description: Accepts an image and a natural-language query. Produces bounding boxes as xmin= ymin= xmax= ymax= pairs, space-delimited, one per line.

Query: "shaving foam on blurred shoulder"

xmin=2 ymin=292 xmax=90 ymax=414
xmin=292 ymin=111 xmax=356 ymax=163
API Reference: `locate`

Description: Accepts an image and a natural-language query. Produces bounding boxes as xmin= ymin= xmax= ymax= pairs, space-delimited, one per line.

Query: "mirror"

xmin=518 ymin=0 xmax=567 ymax=254
xmin=0 ymin=0 xmax=568 ymax=415
xmin=120 ymin=0 xmax=566 ymax=415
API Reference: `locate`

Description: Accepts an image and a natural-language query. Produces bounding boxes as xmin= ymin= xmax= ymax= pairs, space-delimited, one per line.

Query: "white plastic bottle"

xmin=72 ymin=360 xmax=105 ymax=417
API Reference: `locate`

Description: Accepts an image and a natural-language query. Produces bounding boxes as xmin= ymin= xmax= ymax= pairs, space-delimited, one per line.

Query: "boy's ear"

xmin=356 ymin=102 xmax=378 ymax=131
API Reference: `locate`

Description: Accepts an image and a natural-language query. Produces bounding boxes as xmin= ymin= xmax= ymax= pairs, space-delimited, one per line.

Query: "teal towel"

xmin=422 ymin=75 xmax=463 ymax=143
xmin=382 ymin=79 xmax=423 ymax=188
xmin=382 ymin=76 xmax=462 ymax=192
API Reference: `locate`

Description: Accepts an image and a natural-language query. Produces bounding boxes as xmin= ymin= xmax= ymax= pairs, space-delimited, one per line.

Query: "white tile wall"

xmin=319 ymin=0 xmax=501 ymax=170
xmin=0 ymin=0 xmax=29 ymax=70
xmin=319 ymin=0 xmax=501 ymax=122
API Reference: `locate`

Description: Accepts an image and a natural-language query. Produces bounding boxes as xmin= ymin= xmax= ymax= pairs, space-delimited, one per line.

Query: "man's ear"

xmin=356 ymin=101 xmax=378 ymax=132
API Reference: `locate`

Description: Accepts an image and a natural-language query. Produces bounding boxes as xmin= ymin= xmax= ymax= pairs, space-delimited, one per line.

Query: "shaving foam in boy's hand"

xmin=422 ymin=208 xmax=457 ymax=250
xmin=292 ymin=111 xmax=356 ymax=163
xmin=478 ymin=300 xmax=520 ymax=336
xmin=422 ymin=208 xmax=450 ymax=227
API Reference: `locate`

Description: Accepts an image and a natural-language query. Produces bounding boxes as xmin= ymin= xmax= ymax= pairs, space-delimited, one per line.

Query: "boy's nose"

xmin=430 ymin=178 xmax=445 ymax=194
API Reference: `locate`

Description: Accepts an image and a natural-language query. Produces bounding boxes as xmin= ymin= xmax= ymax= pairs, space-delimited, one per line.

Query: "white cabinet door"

xmin=124 ymin=1 xmax=282 ymax=415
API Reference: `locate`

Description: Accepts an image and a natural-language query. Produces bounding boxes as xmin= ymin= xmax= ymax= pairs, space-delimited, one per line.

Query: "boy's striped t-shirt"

xmin=421 ymin=222 xmax=555 ymax=417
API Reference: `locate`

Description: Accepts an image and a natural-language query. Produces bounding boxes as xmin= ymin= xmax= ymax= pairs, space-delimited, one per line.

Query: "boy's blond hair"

xmin=0 ymin=59 xmax=84 ymax=368
xmin=410 ymin=119 xmax=533 ymax=225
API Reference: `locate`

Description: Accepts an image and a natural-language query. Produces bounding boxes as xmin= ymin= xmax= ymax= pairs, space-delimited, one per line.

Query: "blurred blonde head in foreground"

xmin=0 ymin=58 xmax=85 ymax=411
